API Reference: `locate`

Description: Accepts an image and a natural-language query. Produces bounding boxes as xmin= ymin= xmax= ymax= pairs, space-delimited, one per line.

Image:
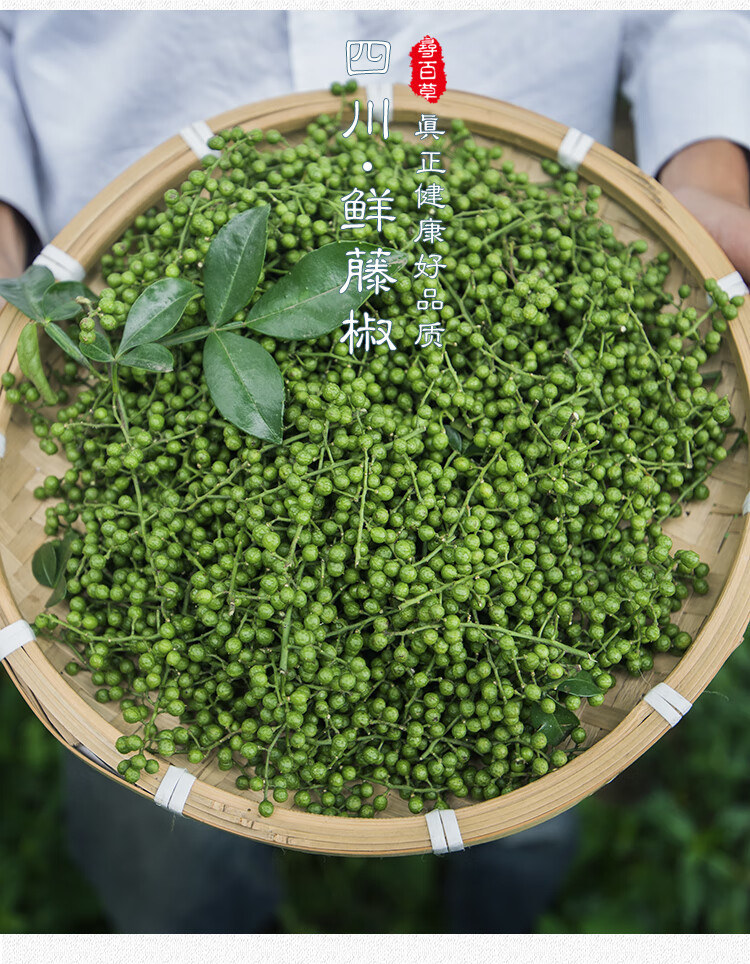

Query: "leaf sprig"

xmin=1 ymin=207 xmax=405 ymax=443
xmin=0 ymin=267 xmax=93 ymax=403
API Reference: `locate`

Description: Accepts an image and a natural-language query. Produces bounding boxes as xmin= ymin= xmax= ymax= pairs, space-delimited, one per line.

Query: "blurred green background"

xmin=3 ymin=630 xmax=750 ymax=934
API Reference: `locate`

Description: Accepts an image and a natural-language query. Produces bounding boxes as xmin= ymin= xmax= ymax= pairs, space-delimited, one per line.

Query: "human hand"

xmin=0 ymin=202 xmax=29 ymax=311
xmin=659 ymin=139 xmax=750 ymax=284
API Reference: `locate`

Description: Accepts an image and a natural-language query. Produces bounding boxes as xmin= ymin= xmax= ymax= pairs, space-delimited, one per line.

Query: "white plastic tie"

xmin=425 ymin=808 xmax=447 ymax=854
xmin=717 ymin=271 xmax=749 ymax=300
xmin=707 ymin=270 xmax=749 ymax=308
xmin=0 ymin=433 xmax=6 ymax=459
xmin=440 ymin=808 xmax=465 ymax=852
xmin=644 ymin=682 xmax=692 ymax=728
xmin=0 ymin=619 xmax=35 ymax=661
xmin=742 ymin=491 xmax=750 ymax=515
xmin=179 ymin=120 xmax=220 ymax=160
xmin=425 ymin=807 xmax=464 ymax=855
xmin=154 ymin=765 xmax=196 ymax=814
xmin=557 ymin=127 xmax=594 ymax=172
xmin=33 ymin=244 xmax=86 ymax=282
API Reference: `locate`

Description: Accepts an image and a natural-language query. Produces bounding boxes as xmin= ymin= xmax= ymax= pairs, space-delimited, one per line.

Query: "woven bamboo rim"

xmin=2 ymin=86 xmax=749 ymax=856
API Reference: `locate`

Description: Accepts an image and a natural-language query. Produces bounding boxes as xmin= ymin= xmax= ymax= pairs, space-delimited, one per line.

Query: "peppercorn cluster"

xmin=8 ymin=99 xmax=741 ymax=818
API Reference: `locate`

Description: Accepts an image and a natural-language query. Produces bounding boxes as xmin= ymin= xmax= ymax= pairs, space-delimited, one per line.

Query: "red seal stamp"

xmin=409 ymin=35 xmax=446 ymax=104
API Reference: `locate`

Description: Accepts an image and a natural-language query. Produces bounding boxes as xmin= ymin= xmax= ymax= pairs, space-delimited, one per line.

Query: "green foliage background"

xmin=3 ymin=636 xmax=750 ymax=933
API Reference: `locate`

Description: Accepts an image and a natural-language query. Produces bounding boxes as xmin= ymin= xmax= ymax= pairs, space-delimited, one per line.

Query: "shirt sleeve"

xmin=0 ymin=13 xmax=46 ymax=243
xmin=621 ymin=10 xmax=750 ymax=178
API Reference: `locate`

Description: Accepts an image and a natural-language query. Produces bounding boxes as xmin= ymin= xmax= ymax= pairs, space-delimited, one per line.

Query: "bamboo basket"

xmin=2 ymin=86 xmax=750 ymax=856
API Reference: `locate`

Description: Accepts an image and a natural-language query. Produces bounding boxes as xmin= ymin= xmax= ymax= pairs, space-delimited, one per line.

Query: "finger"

xmin=712 ymin=205 xmax=750 ymax=287
xmin=670 ymin=187 xmax=750 ymax=285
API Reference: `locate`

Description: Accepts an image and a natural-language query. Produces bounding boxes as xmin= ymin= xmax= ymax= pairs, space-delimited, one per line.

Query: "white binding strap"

xmin=154 ymin=765 xmax=196 ymax=814
xmin=0 ymin=619 xmax=35 ymax=660
xmin=0 ymin=433 xmax=6 ymax=459
xmin=179 ymin=120 xmax=221 ymax=159
xmin=440 ymin=808 xmax=465 ymax=852
xmin=557 ymin=127 xmax=594 ymax=172
xmin=643 ymin=682 xmax=692 ymax=728
xmin=33 ymin=244 xmax=86 ymax=282
xmin=425 ymin=807 xmax=464 ymax=855
xmin=742 ymin=491 xmax=750 ymax=515
xmin=717 ymin=271 xmax=749 ymax=299
xmin=425 ymin=808 xmax=447 ymax=854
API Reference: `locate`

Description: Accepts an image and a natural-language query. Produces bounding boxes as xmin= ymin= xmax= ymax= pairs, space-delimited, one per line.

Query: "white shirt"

xmin=2 ymin=9 xmax=750 ymax=244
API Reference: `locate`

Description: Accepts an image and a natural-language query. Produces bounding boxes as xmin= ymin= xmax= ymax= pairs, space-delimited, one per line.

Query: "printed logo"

xmin=409 ymin=35 xmax=446 ymax=103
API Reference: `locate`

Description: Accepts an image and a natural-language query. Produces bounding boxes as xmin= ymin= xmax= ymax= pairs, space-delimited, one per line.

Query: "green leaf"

xmin=46 ymin=578 xmax=67 ymax=609
xmin=554 ymin=705 xmax=581 ymax=729
xmin=160 ymin=325 xmax=212 ymax=348
xmin=247 ymin=242 xmax=406 ymax=340
xmin=44 ymin=299 xmax=83 ymax=323
xmin=46 ymin=531 xmax=76 ymax=607
xmin=119 ymin=343 xmax=175 ymax=372
xmin=529 ymin=704 xmax=580 ymax=747
xmin=204 ymin=206 xmax=269 ymax=328
xmin=16 ymin=322 xmax=57 ymax=405
xmin=80 ymin=330 xmax=114 ymax=363
xmin=0 ymin=265 xmax=54 ymax=322
xmin=445 ymin=425 xmax=464 ymax=454
xmin=32 ymin=542 xmax=59 ymax=588
xmin=445 ymin=421 xmax=483 ymax=460
xmin=557 ymin=670 xmax=601 ymax=698
xmin=203 ymin=331 xmax=284 ymax=443
xmin=42 ymin=281 xmax=94 ymax=322
xmin=43 ymin=322 xmax=88 ymax=366
xmin=117 ymin=278 xmax=197 ymax=355
xmin=529 ymin=705 xmax=566 ymax=746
